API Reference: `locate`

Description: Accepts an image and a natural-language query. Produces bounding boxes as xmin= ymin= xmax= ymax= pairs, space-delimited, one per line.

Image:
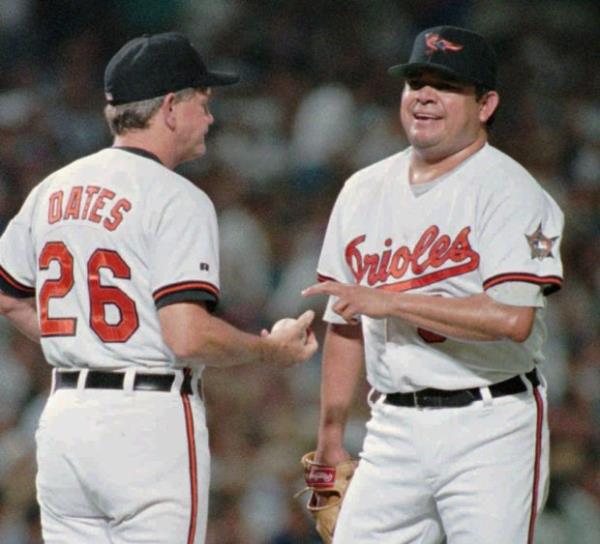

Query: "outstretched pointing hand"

xmin=302 ymin=281 xmax=391 ymax=323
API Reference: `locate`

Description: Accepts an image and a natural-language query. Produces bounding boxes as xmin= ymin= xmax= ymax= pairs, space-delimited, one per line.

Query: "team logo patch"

xmin=425 ymin=33 xmax=464 ymax=55
xmin=525 ymin=223 xmax=558 ymax=260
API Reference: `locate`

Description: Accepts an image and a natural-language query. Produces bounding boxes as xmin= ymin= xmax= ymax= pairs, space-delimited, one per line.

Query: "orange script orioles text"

xmin=345 ymin=225 xmax=480 ymax=290
xmin=48 ymin=186 xmax=132 ymax=231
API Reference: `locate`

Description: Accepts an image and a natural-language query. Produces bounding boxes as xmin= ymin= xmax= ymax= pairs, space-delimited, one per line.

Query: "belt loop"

xmin=77 ymin=368 xmax=90 ymax=391
xmin=479 ymin=385 xmax=493 ymax=406
xmin=77 ymin=369 xmax=89 ymax=399
xmin=51 ymin=368 xmax=58 ymax=395
xmin=521 ymin=371 xmax=534 ymax=394
xmin=172 ymin=369 xmax=184 ymax=394
xmin=123 ymin=368 xmax=135 ymax=396
xmin=190 ymin=370 xmax=203 ymax=400
xmin=77 ymin=369 xmax=88 ymax=389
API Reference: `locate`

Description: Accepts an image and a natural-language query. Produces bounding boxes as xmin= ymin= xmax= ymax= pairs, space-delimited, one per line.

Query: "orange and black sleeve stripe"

xmin=153 ymin=280 xmax=220 ymax=312
xmin=317 ymin=273 xmax=338 ymax=283
xmin=483 ymin=272 xmax=562 ymax=296
xmin=0 ymin=265 xmax=35 ymax=298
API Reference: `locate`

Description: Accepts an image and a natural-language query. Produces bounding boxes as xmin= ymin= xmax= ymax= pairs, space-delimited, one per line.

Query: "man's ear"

xmin=479 ymin=90 xmax=500 ymax=124
xmin=161 ymin=93 xmax=177 ymax=130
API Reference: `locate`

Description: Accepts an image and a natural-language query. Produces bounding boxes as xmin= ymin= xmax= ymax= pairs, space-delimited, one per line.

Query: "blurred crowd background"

xmin=0 ymin=1 xmax=598 ymax=543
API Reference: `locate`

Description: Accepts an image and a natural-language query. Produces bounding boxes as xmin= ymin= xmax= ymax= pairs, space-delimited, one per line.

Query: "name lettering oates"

xmin=345 ymin=225 xmax=480 ymax=290
xmin=48 ymin=185 xmax=132 ymax=231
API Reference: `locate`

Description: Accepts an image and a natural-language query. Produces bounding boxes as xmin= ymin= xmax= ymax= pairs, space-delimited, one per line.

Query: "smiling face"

xmin=400 ymin=70 xmax=498 ymax=162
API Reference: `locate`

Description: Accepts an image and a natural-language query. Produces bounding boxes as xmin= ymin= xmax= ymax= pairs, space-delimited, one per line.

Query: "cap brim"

xmin=388 ymin=62 xmax=466 ymax=83
xmin=200 ymin=70 xmax=240 ymax=87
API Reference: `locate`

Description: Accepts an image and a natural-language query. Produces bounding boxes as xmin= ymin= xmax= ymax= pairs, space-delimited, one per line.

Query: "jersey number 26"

xmin=38 ymin=241 xmax=139 ymax=342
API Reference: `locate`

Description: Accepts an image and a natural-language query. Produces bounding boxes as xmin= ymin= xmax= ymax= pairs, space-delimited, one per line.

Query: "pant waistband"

xmin=383 ymin=369 xmax=539 ymax=409
xmin=52 ymin=369 xmax=202 ymax=398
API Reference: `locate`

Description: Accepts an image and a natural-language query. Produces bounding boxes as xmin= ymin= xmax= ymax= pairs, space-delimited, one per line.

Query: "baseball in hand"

xmin=271 ymin=318 xmax=308 ymax=343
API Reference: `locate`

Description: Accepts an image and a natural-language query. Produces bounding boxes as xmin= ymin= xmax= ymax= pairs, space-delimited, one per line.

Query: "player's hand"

xmin=297 ymin=446 xmax=358 ymax=544
xmin=312 ymin=444 xmax=353 ymax=507
xmin=264 ymin=310 xmax=318 ymax=367
xmin=302 ymin=281 xmax=391 ymax=323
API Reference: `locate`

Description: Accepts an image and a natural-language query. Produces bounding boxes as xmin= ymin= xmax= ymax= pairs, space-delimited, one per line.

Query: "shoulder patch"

xmin=525 ymin=223 xmax=558 ymax=261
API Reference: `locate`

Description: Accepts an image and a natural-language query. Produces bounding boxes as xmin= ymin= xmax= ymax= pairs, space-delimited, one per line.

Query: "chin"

xmin=191 ymin=145 xmax=207 ymax=161
xmin=178 ymin=149 xmax=205 ymax=166
xmin=409 ymin=134 xmax=441 ymax=149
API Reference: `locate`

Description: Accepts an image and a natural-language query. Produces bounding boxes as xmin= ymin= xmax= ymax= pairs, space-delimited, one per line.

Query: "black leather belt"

xmin=54 ymin=370 xmax=201 ymax=397
xmin=383 ymin=369 xmax=539 ymax=408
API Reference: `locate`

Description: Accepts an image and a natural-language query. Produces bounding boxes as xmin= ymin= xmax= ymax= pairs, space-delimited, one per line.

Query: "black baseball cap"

xmin=388 ymin=26 xmax=497 ymax=89
xmin=104 ymin=32 xmax=239 ymax=105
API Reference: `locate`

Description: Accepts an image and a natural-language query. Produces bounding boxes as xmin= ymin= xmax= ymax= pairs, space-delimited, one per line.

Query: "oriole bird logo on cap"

xmin=425 ymin=33 xmax=464 ymax=54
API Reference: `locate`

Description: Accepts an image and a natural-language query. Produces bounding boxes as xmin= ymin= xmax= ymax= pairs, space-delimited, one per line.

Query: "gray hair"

xmin=104 ymin=87 xmax=199 ymax=136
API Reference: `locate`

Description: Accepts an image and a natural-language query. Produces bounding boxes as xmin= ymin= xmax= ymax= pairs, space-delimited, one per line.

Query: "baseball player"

xmin=301 ymin=26 xmax=564 ymax=543
xmin=0 ymin=32 xmax=317 ymax=544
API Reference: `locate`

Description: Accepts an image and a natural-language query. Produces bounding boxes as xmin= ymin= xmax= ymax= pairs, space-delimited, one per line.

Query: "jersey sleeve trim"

xmin=153 ymin=281 xmax=220 ymax=312
xmin=0 ymin=265 xmax=35 ymax=298
xmin=483 ymin=272 xmax=562 ymax=296
xmin=317 ymin=273 xmax=339 ymax=283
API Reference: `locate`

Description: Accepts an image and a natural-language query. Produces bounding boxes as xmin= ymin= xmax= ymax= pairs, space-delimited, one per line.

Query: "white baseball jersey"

xmin=318 ymin=143 xmax=564 ymax=392
xmin=0 ymin=147 xmax=220 ymax=371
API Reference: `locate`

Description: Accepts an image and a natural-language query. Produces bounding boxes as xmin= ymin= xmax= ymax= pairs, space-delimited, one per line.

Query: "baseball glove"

xmin=295 ymin=451 xmax=358 ymax=544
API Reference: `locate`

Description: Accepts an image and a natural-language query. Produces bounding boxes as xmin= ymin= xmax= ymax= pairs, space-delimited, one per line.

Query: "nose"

xmin=414 ymin=85 xmax=437 ymax=104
